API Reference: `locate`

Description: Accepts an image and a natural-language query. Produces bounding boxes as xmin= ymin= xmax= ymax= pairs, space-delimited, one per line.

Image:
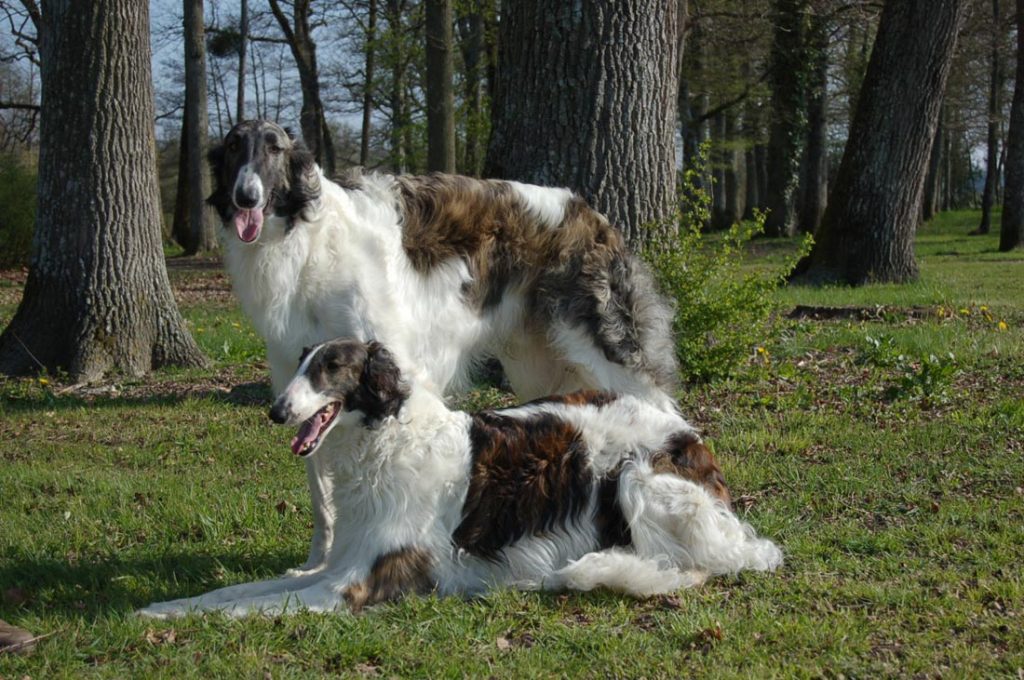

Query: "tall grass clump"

xmin=645 ymin=153 xmax=810 ymax=382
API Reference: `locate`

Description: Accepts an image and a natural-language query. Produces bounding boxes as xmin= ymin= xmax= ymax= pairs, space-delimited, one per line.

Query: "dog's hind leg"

xmin=547 ymin=549 xmax=706 ymax=597
xmin=619 ymin=464 xmax=783 ymax=576
xmin=536 ymin=250 xmax=681 ymax=412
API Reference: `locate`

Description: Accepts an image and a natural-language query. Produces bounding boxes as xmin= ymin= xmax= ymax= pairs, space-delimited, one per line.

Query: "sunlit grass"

xmin=1 ymin=210 xmax=1022 ymax=676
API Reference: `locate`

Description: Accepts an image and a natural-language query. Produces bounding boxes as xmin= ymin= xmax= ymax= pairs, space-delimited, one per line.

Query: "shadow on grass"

xmin=0 ymin=548 xmax=302 ymax=618
xmin=0 ymin=381 xmax=272 ymax=415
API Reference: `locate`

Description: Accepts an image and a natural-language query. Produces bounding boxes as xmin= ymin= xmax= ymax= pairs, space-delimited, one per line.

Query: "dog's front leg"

xmin=136 ymin=570 xmax=327 ymax=619
xmin=289 ymin=453 xmax=337 ymax=576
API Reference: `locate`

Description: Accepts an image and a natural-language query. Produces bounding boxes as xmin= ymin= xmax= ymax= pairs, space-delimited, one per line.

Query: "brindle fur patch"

xmin=453 ymin=411 xmax=596 ymax=560
xmin=343 ymin=547 xmax=435 ymax=612
xmin=650 ymin=432 xmax=732 ymax=507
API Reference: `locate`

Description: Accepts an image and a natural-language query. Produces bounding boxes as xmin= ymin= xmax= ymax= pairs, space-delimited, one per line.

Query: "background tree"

xmin=425 ymin=0 xmax=455 ymax=172
xmin=236 ymin=0 xmax=248 ymax=121
xmin=1001 ymin=0 xmax=1024 ymax=251
xmin=268 ymin=0 xmax=336 ymax=175
xmin=763 ymin=0 xmax=810 ymax=237
xmin=973 ymin=0 xmax=1006 ymax=235
xmin=485 ymin=0 xmax=680 ymax=248
xmin=171 ymin=0 xmax=216 ymax=255
xmin=795 ymin=0 xmax=969 ymax=284
xmin=0 ymin=0 xmax=206 ymax=378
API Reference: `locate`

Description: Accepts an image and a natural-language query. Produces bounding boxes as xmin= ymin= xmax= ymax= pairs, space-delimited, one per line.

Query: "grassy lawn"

xmin=1 ymin=212 xmax=1022 ymax=677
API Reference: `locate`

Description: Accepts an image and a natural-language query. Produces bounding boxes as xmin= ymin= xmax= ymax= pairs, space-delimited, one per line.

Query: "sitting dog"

xmin=139 ymin=339 xmax=781 ymax=618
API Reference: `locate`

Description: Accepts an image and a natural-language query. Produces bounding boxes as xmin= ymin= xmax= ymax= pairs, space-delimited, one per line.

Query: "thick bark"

xmin=1001 ymin=0 xmax=1024 ymax=251
xmin=795 ymin=0 xmax=968 ymax=284
xmin=268 ymin=0 xmax=335 ymax=175
xmin=360 ymin=0 xmax=376 ymax=167
xmin=763 ymin=0 xmax=809 ymax=237
xmin=975 ymin=0 xmax=1003 ymax=236
xmin=797 ymin=11 xmax=829 ymax=235
xmin=486 ymin=0 xmax=680 ymax=248
xmin=425 ymin=0 xmax=456 ymax=172
xmin=0 ymin=0 xmax=207 ymax=379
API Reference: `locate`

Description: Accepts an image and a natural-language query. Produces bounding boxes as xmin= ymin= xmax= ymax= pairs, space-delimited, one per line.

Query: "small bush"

xmin=0 ymin=153 xmax=37 ymax=267
xmin=645 ymin=153 xmax=810 ymax=383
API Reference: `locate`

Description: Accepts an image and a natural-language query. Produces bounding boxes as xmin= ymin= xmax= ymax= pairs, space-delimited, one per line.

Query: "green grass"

xmin=2 ymin=211 xmax=1023 ymax=677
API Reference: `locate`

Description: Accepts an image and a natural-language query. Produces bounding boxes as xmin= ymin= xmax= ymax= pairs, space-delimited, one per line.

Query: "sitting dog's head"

xmin=207 ymin=120 xmax=321 ymax=244
xmin=269 ymin=339 xmax=410 ymax=456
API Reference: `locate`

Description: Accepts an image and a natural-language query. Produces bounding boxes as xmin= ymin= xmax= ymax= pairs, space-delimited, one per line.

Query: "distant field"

xmin=1 ymin=211 xmax=1022 ymax=677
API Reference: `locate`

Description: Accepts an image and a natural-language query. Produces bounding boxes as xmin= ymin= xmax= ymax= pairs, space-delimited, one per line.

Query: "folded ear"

xmin=206 ymin=143 xmax=232 ymax=221
xmin=282 ymin=139 xmax=321 ymax=223
xmin=345 ymin=341 xmax=409 ymax=428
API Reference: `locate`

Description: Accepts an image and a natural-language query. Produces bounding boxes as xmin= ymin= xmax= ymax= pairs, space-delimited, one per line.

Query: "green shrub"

xmin=0 ymin=153 xmax=37 ymax=267
xmin=645 ymin=153 xmax=810 ymax=383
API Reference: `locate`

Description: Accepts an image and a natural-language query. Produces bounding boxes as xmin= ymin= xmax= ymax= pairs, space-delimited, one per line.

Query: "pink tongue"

xmin=290 ymin=409 xmax=330 ymax=455
xmin=233 ymin=209 xmax=264 ymax=242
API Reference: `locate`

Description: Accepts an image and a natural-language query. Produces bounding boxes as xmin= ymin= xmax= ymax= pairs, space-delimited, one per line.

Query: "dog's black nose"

xmin=234 ymin=190 xmax=260 ymax=209
xmin=269 ymin=400 xmax=290 ymax=424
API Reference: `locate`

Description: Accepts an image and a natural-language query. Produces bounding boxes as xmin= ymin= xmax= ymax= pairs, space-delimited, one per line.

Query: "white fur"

xmin=139 ymin=373 xmax=781 ymax=619
xmin=506 ymin=181 xmax=574 ymax=227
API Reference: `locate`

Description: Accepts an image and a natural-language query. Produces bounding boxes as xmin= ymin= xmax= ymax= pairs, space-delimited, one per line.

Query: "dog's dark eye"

xmin=227 ymin=139 xmax=240 ymax=153
xmin=269 ymin=145 xmax=283 ymax=155
xmin=326 ymin=360 xmax=342 ymax=372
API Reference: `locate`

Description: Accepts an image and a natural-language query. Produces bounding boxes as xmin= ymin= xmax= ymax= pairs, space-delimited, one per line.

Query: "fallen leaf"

xmin=354 ymin=661 xmax=381 ymax=676
xmin=144 ymin=628 xmax=177 ymax=646
xmin=496 ymin=636 xmax=512 ymax=652
xmin=275 ymin=500 xmax=296 ymax=515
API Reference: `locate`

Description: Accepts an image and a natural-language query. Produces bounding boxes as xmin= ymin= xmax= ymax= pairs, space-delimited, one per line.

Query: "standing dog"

xmin=207 ymin=120 xmax=681 ymax=575
xmin=139 ymin=339 xmax=781 ymax=618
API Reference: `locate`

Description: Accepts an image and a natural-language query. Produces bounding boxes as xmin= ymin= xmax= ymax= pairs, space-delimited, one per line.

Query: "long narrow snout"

xmin=268 ymin=396 xmax=293 ymax=425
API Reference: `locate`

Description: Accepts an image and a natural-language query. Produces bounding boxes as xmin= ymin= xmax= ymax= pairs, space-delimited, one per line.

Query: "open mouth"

xmin=290 ymin=402 xmax=341 ymax=457
xmin=232 ymin=198 xmax=275 ymax=243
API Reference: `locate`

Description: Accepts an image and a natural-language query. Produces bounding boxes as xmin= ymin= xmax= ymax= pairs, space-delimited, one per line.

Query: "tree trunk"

xmin=0 ymin=0 xmax=207 ymax=379
xmin=922 ymin=109 xmax=943 ymax=222
xmin=794 ymin=0 xmax=968 ymax=284
xmin=425 ymin=0 xmax=456 ymax=173
xmin=1001 ymin=0 xmax=1024 ymax=251
xmin=975 ymin=0 xmax=1003 ymax=236
xmin=360 ymin=0 xmax=377 ymax=167
xmin=763 ymin=0 xmax=809 ymax=237
xmin=183 ymin=0 xmax=216 ymax=253
xmin=711 ymin=111 xmax=728 ymax=229
xmin=724 ymin=107 xmax=743 ymax=228
xmin=798 ymin=11 xmax=829 ymax=235
xmin=268 ymin=0 xmax=335 ymax=175
xmin=457 ymin=4 xmax=485 ymax=176
xmin=237 ymin=0 xmax=248 ymax=122
xmin=485 ymin=0 xmax=680 ymax=249
xmin=385 ymin=0 xmax=408 ymax=173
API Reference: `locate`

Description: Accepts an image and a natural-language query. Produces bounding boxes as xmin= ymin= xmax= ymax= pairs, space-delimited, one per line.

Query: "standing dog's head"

xmin=208 ymin=120 xmax=321 ymax=244
xmin=269 ymin=339 xmax=410 ymax=457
